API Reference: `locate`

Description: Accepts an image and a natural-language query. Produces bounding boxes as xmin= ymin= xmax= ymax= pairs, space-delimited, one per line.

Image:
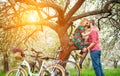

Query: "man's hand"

xmin=87 ymin=47 xmax=90 ymax=52
xmin=87 ymin=42 xmax=95 ymax=52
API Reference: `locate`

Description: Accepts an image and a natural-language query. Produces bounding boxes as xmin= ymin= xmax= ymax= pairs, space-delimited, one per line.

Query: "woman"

xmin=71 ymin=18 xmax=90 ymax=69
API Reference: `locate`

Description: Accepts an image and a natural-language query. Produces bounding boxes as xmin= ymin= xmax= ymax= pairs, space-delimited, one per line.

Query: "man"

xmin=87 ymin=20 xmax=104 ymax=76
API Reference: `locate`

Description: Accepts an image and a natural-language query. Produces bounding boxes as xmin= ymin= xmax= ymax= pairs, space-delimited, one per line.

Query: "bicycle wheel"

xmin=6 ymin=67 xmax=27 ymax=76
xmin=62 ymin=60 xmax=80 ymax=76
xmin=41 ymin=64 xmax=66 ymax=76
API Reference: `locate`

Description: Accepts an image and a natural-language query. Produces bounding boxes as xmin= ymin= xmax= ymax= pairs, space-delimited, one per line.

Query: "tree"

xmin=0 ymin=0 xmax=120 ymax=71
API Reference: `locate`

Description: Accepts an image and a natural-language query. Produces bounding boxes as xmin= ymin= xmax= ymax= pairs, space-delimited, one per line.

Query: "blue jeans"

xmin=90 ymin=50 xmax=104 ymax=76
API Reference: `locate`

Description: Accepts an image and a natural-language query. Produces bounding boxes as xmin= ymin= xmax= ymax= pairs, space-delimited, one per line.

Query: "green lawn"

xmin=80 ymin=68 xmax=120 ymax=76
xmin=1 ymin=68 xmax=120 ymax=76
xmin=0 ymin=70 xmax=5 ymax=76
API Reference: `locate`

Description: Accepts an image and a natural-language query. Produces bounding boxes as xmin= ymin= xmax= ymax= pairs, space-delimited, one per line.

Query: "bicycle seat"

xmin=31 ymin=48 xmax=43 ymax=54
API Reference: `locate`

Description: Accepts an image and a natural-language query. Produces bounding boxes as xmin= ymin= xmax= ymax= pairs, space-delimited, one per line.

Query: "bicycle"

xmin=30 ymin=49 xmax=81 ymax=76
xmin=51 ymin=50 xmax=80 ymax=76
xmin=71 ymin=50 xmax=83 ymax=70
xmin=31 ymin=49 xmax=80 ymax=76
xmin=70 ymin=49 xmax=88 ymax=72
xmin=6 ymin=48 xmax=66 ymax=76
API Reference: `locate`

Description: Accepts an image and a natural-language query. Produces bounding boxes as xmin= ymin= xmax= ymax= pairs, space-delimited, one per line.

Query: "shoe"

xmin=77 ymin=53 xmax=83 ymax=58
xmin=77 ymin=63 xmax=82 ymax=71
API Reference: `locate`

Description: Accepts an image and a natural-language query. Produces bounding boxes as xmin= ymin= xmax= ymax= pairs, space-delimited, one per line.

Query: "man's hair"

xmin=89 ymin=20 xmax=95 ymax=26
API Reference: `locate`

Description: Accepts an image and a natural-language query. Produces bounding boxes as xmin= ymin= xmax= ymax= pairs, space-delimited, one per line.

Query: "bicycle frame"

xmin=18 ymin=59 xmax=44 ymax=76
xmin=17 ymin=58 xmax=60 ymax=76
xmin=71 ymin=50 xmax=82 ymax=70
xmin=9 ymin=48 xmax=66 ymax=76
xmin=15 ymin=65 xmax=23 ymax=76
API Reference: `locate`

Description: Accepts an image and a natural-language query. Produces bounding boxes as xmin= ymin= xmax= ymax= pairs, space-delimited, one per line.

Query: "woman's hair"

xmin=80 ymin=18 xmax=88 ymax=25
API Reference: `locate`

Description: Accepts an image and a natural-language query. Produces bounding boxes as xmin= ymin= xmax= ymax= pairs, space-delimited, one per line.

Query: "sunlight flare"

xmin=22 ymin=10 xmax=40 ymax=24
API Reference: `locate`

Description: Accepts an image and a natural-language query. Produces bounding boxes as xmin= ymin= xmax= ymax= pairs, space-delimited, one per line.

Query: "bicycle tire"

xmin=6 ymin=67 xmax=27 ymax=76
xmin=41 ymin=64 xmax=66 ymax=76
xmin=61 ymin=60 xmax=80 ymax=76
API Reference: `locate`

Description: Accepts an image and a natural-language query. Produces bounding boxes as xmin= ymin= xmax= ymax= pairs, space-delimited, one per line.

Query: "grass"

xmin=0 ymin=70 xmax=5 ymax=76
xmin=80 ymin=68 xmax=120 ymax=76
xmin=1 ymin=68 xmax=120 ymax=76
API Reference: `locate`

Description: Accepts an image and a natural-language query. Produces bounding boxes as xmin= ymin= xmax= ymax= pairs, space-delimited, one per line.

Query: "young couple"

xmin=71 ymin=18 xmax=104 ymax=76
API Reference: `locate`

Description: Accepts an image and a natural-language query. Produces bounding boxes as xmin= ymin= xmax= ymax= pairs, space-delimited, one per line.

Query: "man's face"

xmin=85 ymin=22 xmax=90 ymax=28
xmin=89 ymin=20 xmax=94 ymax=26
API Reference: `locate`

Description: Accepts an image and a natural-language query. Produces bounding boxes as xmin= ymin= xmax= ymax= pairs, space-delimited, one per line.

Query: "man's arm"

xmin=87 ymin=42 xmax=95 ymax=51
xmin=87 ymin=30 xmax=97 ymax=51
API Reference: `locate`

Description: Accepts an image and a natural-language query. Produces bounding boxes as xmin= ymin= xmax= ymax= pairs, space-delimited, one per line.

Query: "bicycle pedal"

xmin=76 ymin=63 xmax=80 ymax=69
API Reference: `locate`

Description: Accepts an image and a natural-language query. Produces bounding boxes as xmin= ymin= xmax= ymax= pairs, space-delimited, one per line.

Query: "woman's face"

xmin=84 ymin=26 xmax=88 ymax=30
xmin=85 ymin=22 xmax=89 ymax=26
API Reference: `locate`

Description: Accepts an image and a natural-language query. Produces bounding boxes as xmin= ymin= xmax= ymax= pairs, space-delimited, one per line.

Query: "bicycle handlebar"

xmin=31 ymin=48 xmax=43 ymax=54
xmin=12 ymin=47 xmax=58 ymax=61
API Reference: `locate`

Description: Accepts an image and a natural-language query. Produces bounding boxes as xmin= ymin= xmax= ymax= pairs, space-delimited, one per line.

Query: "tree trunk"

xmin=114 ymin=60 xmax=118 ymax=68
xmin=3 ymin=53 xmax=9 ymax=72
xmin=58 ymin=29 xmax=74 ymax=66
xmin=58 ymin=34 xmax=71 ymax=60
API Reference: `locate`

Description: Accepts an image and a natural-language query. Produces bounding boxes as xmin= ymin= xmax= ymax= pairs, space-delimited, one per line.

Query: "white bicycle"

xmin=6 ymin=48 xmax=66 ymax=76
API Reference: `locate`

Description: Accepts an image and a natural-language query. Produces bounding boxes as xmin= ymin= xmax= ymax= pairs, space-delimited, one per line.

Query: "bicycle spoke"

xmin=61 ymin=61 xmax=80 ymax=76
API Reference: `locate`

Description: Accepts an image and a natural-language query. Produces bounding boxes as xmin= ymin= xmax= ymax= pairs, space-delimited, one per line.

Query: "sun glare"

xmin=22 ymin=10 xmax=40 ymax=23
xmin=28 ymin=11 xmax=38 ymax=22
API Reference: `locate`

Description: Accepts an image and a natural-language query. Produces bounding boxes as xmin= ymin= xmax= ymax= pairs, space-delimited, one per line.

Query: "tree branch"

xmin=65 ymin=0 xmax=85 ymax=23
xmin=98 ymin=12 xmax=112 ymax=30
xmin=71 ymin=9 xmax=111 ymax=21
xmin=15 ymin=0 xmax=64 ymax=25
xmin=64 ymin=0 xmax=70 ymax=13
xmin=65 ymin=0 xmax=119 ymax=30
xmin=1 ymin=20 xmax=58 ymax=32
xmin=109 ymin=18 xmax=120 ymax=29
xmin=64 ymin=9 xmax=111 ymax=30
